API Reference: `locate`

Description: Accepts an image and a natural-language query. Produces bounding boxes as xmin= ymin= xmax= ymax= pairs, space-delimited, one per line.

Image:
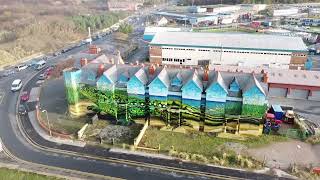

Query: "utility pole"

xmin=42 ymin=109 xmax=52 ymax=137
xmin=88 ymin=27 xmax=92 ymax=45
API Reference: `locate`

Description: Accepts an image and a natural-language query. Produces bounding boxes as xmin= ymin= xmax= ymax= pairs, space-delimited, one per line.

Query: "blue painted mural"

xmin=127 ymin=76 xmax=146 ymax=95
xmin=149 ymin=77 xmax=168 ymax=97
xmin=64 ymin=63 xmax=268 ymax=135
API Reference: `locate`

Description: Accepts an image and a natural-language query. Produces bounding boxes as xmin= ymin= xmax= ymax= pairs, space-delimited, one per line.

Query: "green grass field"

xmin=0 ymin=167 xmax=62 ymax=180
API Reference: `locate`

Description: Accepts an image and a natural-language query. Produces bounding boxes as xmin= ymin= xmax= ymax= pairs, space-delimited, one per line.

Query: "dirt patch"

xmin=247 ymin=140 xmax=320 ymax=169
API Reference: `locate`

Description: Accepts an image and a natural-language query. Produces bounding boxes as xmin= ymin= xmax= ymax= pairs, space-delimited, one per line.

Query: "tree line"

xmin=71 ymin=12 xmax=129 ymax=32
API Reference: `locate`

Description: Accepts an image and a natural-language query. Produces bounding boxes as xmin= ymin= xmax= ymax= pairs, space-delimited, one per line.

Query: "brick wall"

xmin=149 ymin=46 xmax=162 ymax=57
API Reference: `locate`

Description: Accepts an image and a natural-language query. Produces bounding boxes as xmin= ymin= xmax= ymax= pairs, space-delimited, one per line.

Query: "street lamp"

xmin=41 ymin=109 xmax=52 ymax=137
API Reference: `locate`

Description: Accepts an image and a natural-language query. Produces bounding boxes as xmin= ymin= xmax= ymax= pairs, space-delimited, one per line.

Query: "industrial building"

xmin=272 ymin=8 xmax=299 ymax=17
xmin=209 ymin=65 xmax=320 ymax=101
xmin=149 ymin=32 xmax=308 ymax=69
xmin=107 ymin=0 xmax=142 ymax=11
xmin=143 ymin=26 xmax=187 ymax=41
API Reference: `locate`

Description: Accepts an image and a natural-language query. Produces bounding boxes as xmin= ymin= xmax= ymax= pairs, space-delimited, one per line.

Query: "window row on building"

xmin=159 ymin=47 xmax=306 ymax=56
xmin=162 ymin=58 xmax=192 ymax=62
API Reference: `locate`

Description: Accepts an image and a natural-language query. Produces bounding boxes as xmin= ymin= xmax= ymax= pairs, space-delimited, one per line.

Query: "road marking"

xmin=0 ymin=90 xmax=5 ymax=105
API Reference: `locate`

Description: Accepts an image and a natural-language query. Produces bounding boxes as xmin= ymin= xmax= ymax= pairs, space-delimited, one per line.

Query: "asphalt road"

xmin=0 ymin=13 xmax=283 ymax=180
xmin=0 ymin=55 xmax=192 ymax=180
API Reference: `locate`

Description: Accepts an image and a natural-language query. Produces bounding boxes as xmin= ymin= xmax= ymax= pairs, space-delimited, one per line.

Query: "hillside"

xmin=0 ymin=0 xmax=128 ymax=68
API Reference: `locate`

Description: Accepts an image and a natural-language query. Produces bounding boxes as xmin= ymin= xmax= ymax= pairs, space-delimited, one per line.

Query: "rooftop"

xmin=150 ymin=32 xmax=308 ymax=52
xmin=267 ymin=69 xmax=320 ymax=87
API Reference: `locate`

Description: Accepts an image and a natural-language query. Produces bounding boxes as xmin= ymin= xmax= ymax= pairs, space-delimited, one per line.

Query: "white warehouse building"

xmin=149 ymin=32 xmax=308 ymax=69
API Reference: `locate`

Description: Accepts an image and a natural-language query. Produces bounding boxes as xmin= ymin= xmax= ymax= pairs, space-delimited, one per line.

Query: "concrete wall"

xmin=287 ymin=89 xmax=309 ymax=100
xmin=308 ymin=90 xmax=320 ymax=101
xmin=268 ymin=85 xmax=320 ymax=101
xmin=269 ymin=87 xmax=287 ymax=97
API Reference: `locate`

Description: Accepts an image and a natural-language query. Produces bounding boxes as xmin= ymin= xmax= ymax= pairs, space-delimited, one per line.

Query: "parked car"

xmin=18 ymin=104 xmax=27 ymax=115
xmin=38 ymin=73 xmax=47 ymax=80
xmin=53 ymin=52 xmax=61 ymax=56
xmin=3 ymin=69 xmax=15 ymax=77
xmin=45 ymin=67 xmax=53 ymax=76
xmin=11 ymin=79 xmax=22 ymax=91
xmin=15 ymin=64 xmax=28 ymax=71
xmin=35 ymin=60 xmax=46 ymax=70
xmin=20 ymin=91 xmax=29 ymax=102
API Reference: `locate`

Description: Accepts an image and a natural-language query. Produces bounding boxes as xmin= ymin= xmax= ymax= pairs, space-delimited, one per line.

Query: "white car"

xmin=16 ymin=64 xmax=28 ymax=71
xmin=11 ymin=79 xmax=22 ymax=92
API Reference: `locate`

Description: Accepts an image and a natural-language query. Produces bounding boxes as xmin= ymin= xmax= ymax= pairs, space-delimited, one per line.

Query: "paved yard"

xmin=268 ymin=97 xmax=320 ymax=126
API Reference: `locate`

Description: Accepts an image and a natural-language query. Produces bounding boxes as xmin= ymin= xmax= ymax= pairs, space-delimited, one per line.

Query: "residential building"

xmin=64 ymin=59 xmax=268 ymax=135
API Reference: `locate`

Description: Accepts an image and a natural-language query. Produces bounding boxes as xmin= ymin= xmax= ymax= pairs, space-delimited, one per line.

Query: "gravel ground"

xmin=247 ymin=140 xmax=320 ymax=169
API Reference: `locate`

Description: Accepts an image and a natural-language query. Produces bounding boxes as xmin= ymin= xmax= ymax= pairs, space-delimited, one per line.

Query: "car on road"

xmin=18 ymin=104 xmax=27 ymax=115
xmin=11 ymin=79 xmax=22 ymax=92
xmin=53 ymin=52 xmax=61 ymax=56
xmin=3 ymin=69 xmax=15 ymax=77
xmin=20 ymin=91 xmax=29 ymax=102
xmin=15 ymin=64 xmax=28 ymax=71
xmin=45 ymin=67 xmax=53 ymax=76
xmin=35 ymin=60 xmax=46 ymax=70
xmin=38 ymin=73 xmax=47 ymax=80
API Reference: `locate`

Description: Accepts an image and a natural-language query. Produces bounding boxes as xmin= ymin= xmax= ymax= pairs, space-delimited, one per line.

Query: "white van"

xmin=11 ymin=79 xmax=22 ymax=91
xmin=35 ymin=60 xmax=46 ymax=70
xmin=16 ymin=64 xmax=28 ymax=71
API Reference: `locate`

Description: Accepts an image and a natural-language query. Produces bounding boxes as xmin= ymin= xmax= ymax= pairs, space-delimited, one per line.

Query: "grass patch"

xmin=0 ymin=167 xmax=62 ymax=180
xmin=141 ymin=128 xmax=288 ymax=156
xmin=40 ymin=112 xmax=87 ymax=135
xmin=140 ymin=127 xmax=290 ymax=169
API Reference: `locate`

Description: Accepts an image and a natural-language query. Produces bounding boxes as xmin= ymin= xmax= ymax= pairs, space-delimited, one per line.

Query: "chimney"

xmin=80 ymin=58 xmax=88 ymax=67
xmin=263 ymin=73 xmax=268 ymax=83
xmin=97 ymin=64 xmax=104 ymax=76
xmin=203 ymin=70 xmax=209 ymax=81
xmin=149 ymin=65 xmax=156 ymax=75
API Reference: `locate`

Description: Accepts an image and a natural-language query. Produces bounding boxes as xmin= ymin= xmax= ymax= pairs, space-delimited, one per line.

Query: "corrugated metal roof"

xmin=266 ymin=69 xmax=320 ymax=87
xmin=150 ymin=32 xmax=307 ymax=52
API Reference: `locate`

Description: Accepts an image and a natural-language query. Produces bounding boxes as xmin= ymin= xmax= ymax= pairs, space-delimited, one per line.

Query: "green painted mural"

xmin=63 ymin=64 xmax=268 ymax=136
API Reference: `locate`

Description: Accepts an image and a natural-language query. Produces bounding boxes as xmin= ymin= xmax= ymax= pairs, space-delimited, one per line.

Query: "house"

xmin=64 ymin=59 xmax=268 ymax=134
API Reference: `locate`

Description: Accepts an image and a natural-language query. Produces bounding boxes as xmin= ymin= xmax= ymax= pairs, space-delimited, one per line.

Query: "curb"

xmin=19 ymin=67 xmax=72 ymax=139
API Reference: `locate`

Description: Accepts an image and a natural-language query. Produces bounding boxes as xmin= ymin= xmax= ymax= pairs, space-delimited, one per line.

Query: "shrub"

xmin=178 ymin=152 xmax=190 ymax=160
xmin=306 ymin=135 xmax=320 ymax=145
xmin=190 ymin=154 xmax=208 ymax=163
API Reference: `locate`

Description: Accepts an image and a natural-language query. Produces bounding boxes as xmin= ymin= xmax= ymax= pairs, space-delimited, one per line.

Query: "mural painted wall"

xmin=242 ymin=86 xmax=267 ymax=118
xmin=63 ymin=70 xmax=82 ymax=105
xmin=127 ymin=76 xmax=145 ymax=95
xmin=64 ymin=67 xmax=267 ymax=136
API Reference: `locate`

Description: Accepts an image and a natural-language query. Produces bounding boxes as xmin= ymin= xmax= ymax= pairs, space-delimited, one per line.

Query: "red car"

xmin=45 ymin=67 xmax=53 ymax=76
xmin=20 ymin=91 xmax=29 ymax=102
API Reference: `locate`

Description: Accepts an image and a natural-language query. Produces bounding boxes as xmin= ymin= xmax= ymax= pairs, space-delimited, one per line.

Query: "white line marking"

xmin=0 ymin=91 xmax=5 ymax=105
